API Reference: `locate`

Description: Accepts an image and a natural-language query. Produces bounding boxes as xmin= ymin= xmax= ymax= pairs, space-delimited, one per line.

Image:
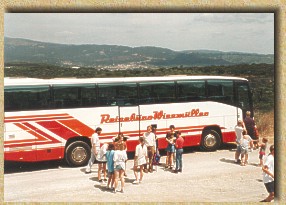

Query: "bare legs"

xmin=114 ymin=169 xmax=125 ymax=192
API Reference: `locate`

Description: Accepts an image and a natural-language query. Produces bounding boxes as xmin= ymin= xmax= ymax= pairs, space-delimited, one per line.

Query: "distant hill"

xmin=4 ymin=37 xmax=274 ymax=68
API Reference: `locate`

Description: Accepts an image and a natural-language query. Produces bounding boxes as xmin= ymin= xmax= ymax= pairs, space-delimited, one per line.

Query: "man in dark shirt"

xmin=244 ymin=111 xmax=258 ymax=148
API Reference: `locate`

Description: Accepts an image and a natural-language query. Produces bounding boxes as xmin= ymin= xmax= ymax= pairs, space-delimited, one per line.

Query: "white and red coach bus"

xmin=4 ymin=76 xmax=253 ymax=166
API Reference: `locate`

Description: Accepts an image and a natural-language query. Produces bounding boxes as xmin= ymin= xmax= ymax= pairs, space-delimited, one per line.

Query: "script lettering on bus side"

xmin=100 ymin=109 xmax=209 ymax=124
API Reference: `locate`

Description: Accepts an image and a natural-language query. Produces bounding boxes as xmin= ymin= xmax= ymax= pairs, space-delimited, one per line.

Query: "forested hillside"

xmin=5 ymin=37 xmax=274 ymax=68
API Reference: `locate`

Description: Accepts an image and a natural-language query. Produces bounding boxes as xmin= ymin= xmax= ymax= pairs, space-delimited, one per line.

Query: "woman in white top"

xmin=133 ymin=137 xmax=148 ymax=184
xmin=113 ymin=143 xmax=128 ymax=193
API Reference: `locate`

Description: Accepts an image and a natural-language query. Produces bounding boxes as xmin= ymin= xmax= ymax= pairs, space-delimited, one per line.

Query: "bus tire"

xmin=200 ymin=129 xmax=221 ymax=151
xmin=65 ymin=141 xmax=91 ymax=167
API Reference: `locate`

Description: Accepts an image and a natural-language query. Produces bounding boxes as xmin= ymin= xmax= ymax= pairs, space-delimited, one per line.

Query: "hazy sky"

xmin=4 ymin=13 xmax=274 ymax=54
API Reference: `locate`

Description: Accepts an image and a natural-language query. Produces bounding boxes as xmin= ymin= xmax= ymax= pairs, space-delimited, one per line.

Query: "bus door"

xmin=119 ymin=106 xmax=140 ymax=152
xmin=235 ymin=81 xmax=252 ymax=119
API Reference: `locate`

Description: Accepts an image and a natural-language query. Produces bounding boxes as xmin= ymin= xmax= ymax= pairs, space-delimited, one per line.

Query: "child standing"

xmin=174 ymin=131 xmax=184 ymax=173
xmin=240 ymin=130 xmax=253 ymax=166
xmin=105 ymin=143 xmax=115 ymax=190
xmin=133 ymin=137 xmax=148 ymax=184
xmin=258 ymin=137 xmax=268 ymax=166
xmin=96 ymin=143 xmax=108 ymax=183
xmin=113 ymin=143 xmax=128 ymax=193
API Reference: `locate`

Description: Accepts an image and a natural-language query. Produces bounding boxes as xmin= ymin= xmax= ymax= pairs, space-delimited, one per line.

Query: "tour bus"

xmin=4 ymin=76 xmax=253 ymax=167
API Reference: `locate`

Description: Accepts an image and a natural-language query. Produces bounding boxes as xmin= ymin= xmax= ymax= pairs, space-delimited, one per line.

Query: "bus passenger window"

xmin=139 ymin=81 xmax=175 ymax=104
xmin=177 ymin=80 xmax=206 ymax=102
xmin=81 ymin=84 xmax=97 ymax=107
xmin=53 ymin=85 xmax=80 ymax=108
xmin=4 ymin=85 xmax=50 ymax=111
xmin=207 ymin=80 xmax=234 ymax=105
xmin=98 ymin=84 xmax=116 ymax=106
xmin=117 ymin=83 xmax=138 ymax=106
xmin=98 ymin=83 xmax=137 ymax=106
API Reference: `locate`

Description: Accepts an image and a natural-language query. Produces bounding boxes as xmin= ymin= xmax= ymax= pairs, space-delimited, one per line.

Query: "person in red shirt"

xmin=173 ymin=131 xmax=184 ymax=173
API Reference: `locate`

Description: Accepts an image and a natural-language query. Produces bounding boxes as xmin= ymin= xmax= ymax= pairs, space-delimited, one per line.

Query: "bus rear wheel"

xmin=200 ymin=129 xmax=221 ymax=151
xmin=65 ymin=141 xmax=91 ymax=167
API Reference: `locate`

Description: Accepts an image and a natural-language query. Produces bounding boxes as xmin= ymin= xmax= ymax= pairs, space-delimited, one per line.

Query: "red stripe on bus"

xmin=4 ymin=122 xmax=62 ymax=148
xmin=23 ymin=122 xmax=61 ymax=144
xmin=58 ymin=119 xmax=94 ymax=137
xmin=4 ymin=147 xmax=64 ymax=162
xmin=4 ymin=123 xmax=46 ymax=146
xmin=37 ymin=121 xmax=80 ymax=140
xmin=222 ymin=131 xmax=236 ymax=143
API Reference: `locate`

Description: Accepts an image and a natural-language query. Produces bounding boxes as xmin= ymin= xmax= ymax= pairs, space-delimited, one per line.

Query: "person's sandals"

xmin=132 ymin=180 xmax=139 ymax=184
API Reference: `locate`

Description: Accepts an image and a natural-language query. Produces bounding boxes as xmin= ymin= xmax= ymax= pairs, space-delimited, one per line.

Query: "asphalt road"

xmin=4 ymin=144 xmax=270 ymax=203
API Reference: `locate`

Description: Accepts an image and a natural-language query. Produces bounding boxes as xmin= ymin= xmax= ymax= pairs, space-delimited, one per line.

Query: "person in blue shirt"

xmin=105 ymin=143 xmax=115 ymax=190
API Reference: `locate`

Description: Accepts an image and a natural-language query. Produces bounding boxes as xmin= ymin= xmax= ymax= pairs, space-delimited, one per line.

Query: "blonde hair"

xmin=237 ymin=120 xmax=243 ymax=125
xmin=246 ymin=111 xmax=251 ymax=117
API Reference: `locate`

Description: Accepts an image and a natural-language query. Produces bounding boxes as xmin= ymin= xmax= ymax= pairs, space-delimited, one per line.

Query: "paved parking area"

xmin=4 ymin=145 xmax=269 ymax=202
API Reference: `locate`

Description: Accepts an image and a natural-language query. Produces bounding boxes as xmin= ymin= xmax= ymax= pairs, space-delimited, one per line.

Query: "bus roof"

xmin=4 ymin=76 xmax=248 ymax=86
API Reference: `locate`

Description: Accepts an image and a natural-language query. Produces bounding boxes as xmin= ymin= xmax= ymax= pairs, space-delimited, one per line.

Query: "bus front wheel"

xmin=200 ymin=129 xmax=221 ymax=151
xmin=65 ymin=141 xmax=91 ymax=167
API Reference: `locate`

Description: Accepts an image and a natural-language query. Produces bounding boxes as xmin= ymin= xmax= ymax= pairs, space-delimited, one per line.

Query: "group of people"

xmin=165 ymin=125 xmax=184 ymax=173
xmin=84 ymin=110 xmax=274 ymax=201
xmin=234 ymin=111 xmax=274 ymax=202
xmin=85 ymin=124 xmax=184 ymax=193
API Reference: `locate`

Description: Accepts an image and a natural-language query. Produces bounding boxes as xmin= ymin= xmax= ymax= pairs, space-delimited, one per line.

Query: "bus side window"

xmin=53 ymin=85 xmax=80 ymax=108
xmin=4 ymin=85 xmax=50 ymax=111
xmin=117 ymin=83 xmax=138 ymax=106
xmin=81 ymin=84 xmax=97 ymax=107
xmin=207 ymin=80 xmax=234 ymax=105
xmin=139 ymin=81 xmax=175 ymax=104
xmin=98 ymin=83 xmax=137 ymax=106
xmin=177 ymin=80 xmax=206 ymax=102
xmin=139 ymin=83 xmax=154 ymax=104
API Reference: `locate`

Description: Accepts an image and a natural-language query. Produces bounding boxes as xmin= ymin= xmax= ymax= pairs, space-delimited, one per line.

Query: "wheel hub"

xmin=204 ymin=134 xmax=216 ymax=147
xmin=71 ymin=147 xmax=87 ymax=163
